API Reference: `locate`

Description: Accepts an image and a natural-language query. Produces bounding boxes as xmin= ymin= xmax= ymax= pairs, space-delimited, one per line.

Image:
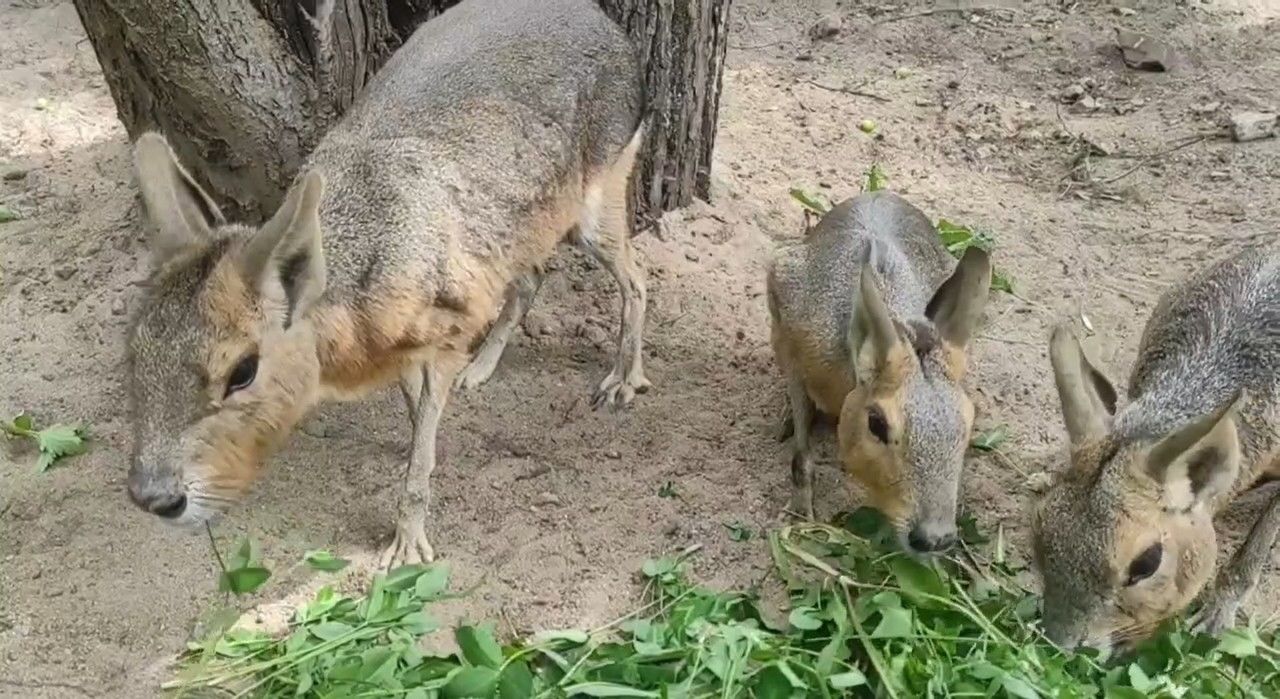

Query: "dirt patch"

xmin=2 ymin=1 xmax=1278 ymax=696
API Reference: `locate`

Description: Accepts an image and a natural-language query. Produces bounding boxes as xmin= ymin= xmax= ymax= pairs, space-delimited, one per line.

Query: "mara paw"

xmin=455 ymin=354 xmax=501 ymax=391
xmin=379 ymin=523 xmax=435 ymax=570
xmin=1191 ymin=594 xmax=1242 ymax=637
xmin=591 ymin=370 xmax=652 ymax=410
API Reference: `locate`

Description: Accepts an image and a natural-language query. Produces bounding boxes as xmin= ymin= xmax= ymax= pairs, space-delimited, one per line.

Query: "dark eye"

xmin=867 ymin=406 xmax=890 ymax=443
xmin=1126 ymin=543 xmax=1162 ymax=586
xmin=225 ymin=354 xmax=259 ymax=397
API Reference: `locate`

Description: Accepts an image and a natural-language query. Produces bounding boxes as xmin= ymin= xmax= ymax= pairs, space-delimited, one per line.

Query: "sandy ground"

xmin=2 ymin=0 xmax=1278 ymax=696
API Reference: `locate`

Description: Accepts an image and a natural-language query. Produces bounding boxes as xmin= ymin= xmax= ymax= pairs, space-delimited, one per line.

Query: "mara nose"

xmin=907 ymin=522 xmax=956 ymax=553
xmin=127 ymin=476 xmax=188 ymax=519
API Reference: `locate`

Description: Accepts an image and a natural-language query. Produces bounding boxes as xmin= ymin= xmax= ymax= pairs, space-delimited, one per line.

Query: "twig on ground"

xmin=658 ymin=311 xmax=689 ymax=329
xmin=879 ymin=6 xmax=1017 ymax=24
xmin=805 ymin=79 xmax=891 ymax=103
xmin=977 ymin=333 xmax=1040 ymax=349
xmin=731 ymin=38 xmax=789 ymax=50
xmin=1096 ymin=134 xmax=1210 ymax=185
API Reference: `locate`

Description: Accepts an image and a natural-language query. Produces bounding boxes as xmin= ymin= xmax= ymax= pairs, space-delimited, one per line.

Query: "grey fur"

xmin=125 ymin=0 xmax=647 ymax=567
xmin=1037 ymin=242 xmax=1280 ymax=648
xmin=309 ymin=0 xmax=643 ymax=305
xmin=766 ymin=191 xmax=991 ymax=552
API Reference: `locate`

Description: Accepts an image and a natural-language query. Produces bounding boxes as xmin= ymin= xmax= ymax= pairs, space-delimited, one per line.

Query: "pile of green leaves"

xmin=172 ymin=510 xmax=1280 ymax=698
xmin=790 ymin=164 xmax=1016 ymax=295
xmin=775 ymin=510 xmax=1280 ymax=698
xmin=2 ymin=412 xmax=88 ymax=472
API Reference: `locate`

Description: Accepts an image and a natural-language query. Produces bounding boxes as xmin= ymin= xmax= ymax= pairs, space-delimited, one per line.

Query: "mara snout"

xmin=767 ymin=191 xmax=992 ymax=555
xmin=123 ymin=0 xmax=648 ymax=570
xmin=1033 ymin=242 xmax=1280 ymax=653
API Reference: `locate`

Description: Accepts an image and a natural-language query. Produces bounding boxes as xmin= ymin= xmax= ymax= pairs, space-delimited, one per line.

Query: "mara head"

xmin=1032 ymin=325 xmax=1243 ymax=653
xmin=125 ymin=133 xmax=329 ymax=527
xmin=837 ymin=246 xmax=991 ymax=555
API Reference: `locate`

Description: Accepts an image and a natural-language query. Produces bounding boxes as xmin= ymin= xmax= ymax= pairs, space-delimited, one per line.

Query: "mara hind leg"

xmin=576 ymin=128 xmax=649 ymax=409
xmin=455 ymin=267 xmax=546 ymax=390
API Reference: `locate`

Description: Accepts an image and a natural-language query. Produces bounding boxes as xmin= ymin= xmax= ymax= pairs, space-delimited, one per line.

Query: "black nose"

xmin=150 ymin=493 xmax=187 ymax=518
xmin=128 ymin=478 xmax=187 ymax=519
xmin=907 ymin=525 xmax=956 ymax=553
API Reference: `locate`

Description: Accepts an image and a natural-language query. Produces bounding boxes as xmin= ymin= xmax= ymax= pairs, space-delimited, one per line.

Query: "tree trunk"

xmin=74 ymin=0 xmax=731 ymax=225
xmin=599 ymin=0 xmax=732 ymax=226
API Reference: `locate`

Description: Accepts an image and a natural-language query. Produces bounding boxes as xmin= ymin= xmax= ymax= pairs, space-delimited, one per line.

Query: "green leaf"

xmin=888 ymin=556 xmax=946 ymax=601
xmin=789 ymin=187 xmax=831 ymax=215
xmin=532 ymin=629 xmax=589 ymax=645
xmin=359 ymin=646 xmax=399 ymax=682
xmin=829 ymin=670 xmax=867 ymax=689
xmin=0 ymin=204 xmax=20 ymax=223
xmin=559 ymin=683 xmax=659 ymax=697
xmin=723 ymin=521 xmax=752 ymax=542
xmin=227 ymin=537 xmax=259 ymax=570
xmin=816 ymin=631 xmax=846 ymax=676
xmin=1218 ymin=628 xmax=1259 ymax=658
xmin=414 ymin=562 xmax=451 ymax=600
xmin=1127 ymin=663 xmax=1153 ymax=692
xmin=400 ymin=610 xmax=438 ymax=635
xmin=862 ymin=163 xmax=888 ymax=193
xmin=657 ymin=481 xmax=677 ymax=498
xmin=455 ymin=624 xmax=503 ymax=669
xmin=640 ymin=557 xmax=676 ymax=579
xmin=9 ymin=413 xmax=33 ymax=433
xmin=32 ymin=424 xmax=87 ymax=472
xmin=871 ymin=606 xmax=913 ymax=638
xmin=1002 ymin=675 xmax=1039 ymax=699
xmin=497 ymin=659 xmax=534 ymax=699
xmin=309 ymin=621 xmax=353 ymax=641
xmin=970 ymin=425 xmax=1009 ymax=452
xmin=442 ymin=666 xmax=499 ymax=698
xmin=303 ymin=549 xmax=349 ymax=573
xmin=991 ymin=271 xmax=1016 ymax=294
xmin=384 ymin=563 xmax=431 ymax=591
xmin=843 ymin=506 xmax=891 ymax=539
xmin=788 ymin=606 xmax=823 ymax=631
xmin=755 ymin=664 xmax=795 ymax=699
xmin=218 ymin=567 xmax=270 ymax=596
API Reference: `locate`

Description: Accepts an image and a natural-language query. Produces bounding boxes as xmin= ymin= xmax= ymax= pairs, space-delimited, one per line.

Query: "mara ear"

xmin=925 ymin=246 xmax=992 ymax=349
xmin=849 ymin=259 xmax=901 ymax=381
xmin=1049 ymin=324 xmax=1118 ymax=445
xmin=1145 ymin=389 xmax=1244 ymax=510
xmin=133 ymin=132 xmax=226 ymax=268
xmin=238 ymin=171 xmax=327 ymax=326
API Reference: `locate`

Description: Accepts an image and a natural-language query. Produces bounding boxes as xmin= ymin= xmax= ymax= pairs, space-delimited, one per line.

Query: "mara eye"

xmin=225 ymin=354 xmax=259 ymax=397
xmin=867 ymin=406 xmax=890 ymax=444
xmin=1126 ymin=543 xmax=1163 ymax=586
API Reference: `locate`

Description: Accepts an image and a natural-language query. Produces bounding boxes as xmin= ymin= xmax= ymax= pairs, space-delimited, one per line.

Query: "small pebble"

xmin=54 ymin=265 xmax=77 ymax=280
xmin=1230 ymin=111 xmax=1278 ymax=142
xmin=1025 ymin=471 xmax=1054 ymax=494
xmin=534 ymin=491 xmax=561 ymax=507
xmin=807 ymin=14 xmax=842 ymax=41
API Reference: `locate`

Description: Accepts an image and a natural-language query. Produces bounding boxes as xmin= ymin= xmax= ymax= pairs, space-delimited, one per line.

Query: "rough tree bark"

xmin=73 ymin=0 xmax=732 ymax=227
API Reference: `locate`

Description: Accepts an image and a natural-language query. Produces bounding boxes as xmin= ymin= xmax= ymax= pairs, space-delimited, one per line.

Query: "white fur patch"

xmin=578 ymin=183 xmax=604 ymax=247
